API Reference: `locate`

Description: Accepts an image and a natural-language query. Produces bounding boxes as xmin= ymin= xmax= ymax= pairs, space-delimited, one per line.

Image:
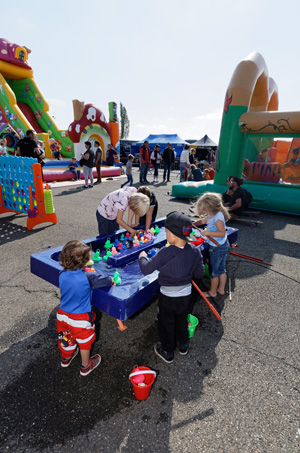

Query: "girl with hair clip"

xmin=194 ymin=192 xmax=230 ymax=298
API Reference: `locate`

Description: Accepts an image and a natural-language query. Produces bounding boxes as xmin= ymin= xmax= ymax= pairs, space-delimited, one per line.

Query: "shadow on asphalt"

xmin=0 ymin=278 xmax=225 ymax=451
xmin=0 ymin=214 xmax=54 ymax=246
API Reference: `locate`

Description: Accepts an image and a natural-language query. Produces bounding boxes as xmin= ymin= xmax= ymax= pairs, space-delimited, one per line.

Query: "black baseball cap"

xmin=164 ymin=211 xmax=193 ymax=241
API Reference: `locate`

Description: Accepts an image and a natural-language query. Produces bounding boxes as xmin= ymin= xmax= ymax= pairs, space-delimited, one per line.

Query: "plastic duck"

xmin=154 ymin=225 xmax=160 ymax=235
xmin=113 ymin=270 xmax=122 ymax=286
xmin=133 ymin=235 xmax=138 ymax=242
xmin=84 ymin=266 xmax=95 ymax=272
xmin=117 ymin=242 xmax=123 ymax=251
xmin=125 ymin=232 xmax=130 ymax=239
xmin=104 ymin=239 xmax=113 ymax=250
xmin=165 ymin=241 xmax=170 ymax=247
xmin=113 ymin=239 xmax=120 ymax=248
xmin=148 ymin=248 xmax=157 ymax=258
xmin=133 ymin=239 xmax=140 ymax=247
xmin=92 ymin=250 xmax=102 ymax=261
xmin=86 ymin=258 xmax=94 ymax=266
xmin=122 ymin=243 xmax=127 ymax=250
xmin=111 ymin=246 xmax=118 ymax=255
xmin=119 ymin=234 xmax=125 ymax=242
xmin=150 ymin=227 xmax=155 ymax=235
xmin=103 ymin=250 xmax=112 ymax=261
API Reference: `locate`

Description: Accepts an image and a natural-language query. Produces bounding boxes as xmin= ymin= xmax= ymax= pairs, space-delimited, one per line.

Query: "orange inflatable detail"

xmin=243 ymin=158 xmax=282 ymax=183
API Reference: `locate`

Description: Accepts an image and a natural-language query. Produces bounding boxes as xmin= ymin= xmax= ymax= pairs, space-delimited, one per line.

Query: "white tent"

xmin=190 ymin=135 xmax=218 ymax=148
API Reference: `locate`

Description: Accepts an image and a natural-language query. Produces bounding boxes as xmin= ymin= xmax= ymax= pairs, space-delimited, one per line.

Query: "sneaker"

xmin=61 ymin=347 xmax=79 ymax=368
xmin=89 ymin=185 xmax=94 ymax=188
xmin=167 ymin=180 xmax=171 ymax=182
xmin=83 ymin=185 xmax=89 ymax=189
xmin=80 ymin=354 xmax=101 ymax=376
xmin=178 ymin=345 xmax=189 ymax=356
xmin=154 ymin=342 xmax=174 ymax=363
xmin=120 ymin=184 xmax=124 ymax=188
xmin=94 ymin=181 xmax=101 ymax=185
xmin=162 ymin=179 xmax=166 ymax=183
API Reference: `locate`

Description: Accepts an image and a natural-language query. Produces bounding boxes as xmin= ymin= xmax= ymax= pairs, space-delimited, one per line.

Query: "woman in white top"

xmin=150 ymin=144 xmax=162 ymax=183
xmin=179 ymin=144 xmax=190 ymax=182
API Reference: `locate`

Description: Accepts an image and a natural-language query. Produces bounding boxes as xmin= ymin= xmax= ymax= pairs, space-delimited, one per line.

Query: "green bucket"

xmin=187 ymin=314 xmax=199 ymax=338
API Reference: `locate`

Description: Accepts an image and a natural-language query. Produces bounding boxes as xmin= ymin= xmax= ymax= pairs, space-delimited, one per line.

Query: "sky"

xmin=2 ymin=0 xmax=300 ymax=143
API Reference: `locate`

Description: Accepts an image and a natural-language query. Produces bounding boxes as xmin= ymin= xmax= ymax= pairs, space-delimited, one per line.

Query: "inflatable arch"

xmin=68 ymin=100 xmax=120 ymax=162
xmin=172 ymin=52 xmax=300 ymax=215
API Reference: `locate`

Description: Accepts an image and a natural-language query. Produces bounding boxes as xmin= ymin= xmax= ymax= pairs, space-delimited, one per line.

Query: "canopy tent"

xmin=190 ymin=135 xmax=218 ymax=149
xmin=131 ymin=134 xmax=188 ymax=157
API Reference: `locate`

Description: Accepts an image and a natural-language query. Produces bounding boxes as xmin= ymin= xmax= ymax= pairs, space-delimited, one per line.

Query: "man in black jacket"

xmin=162 ymin=143 xmax=174 ymax=183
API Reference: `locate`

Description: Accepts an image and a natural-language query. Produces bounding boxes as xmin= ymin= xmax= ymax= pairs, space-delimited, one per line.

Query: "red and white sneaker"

xmin=80 ymin=354 xmax=101 ymax=376
xmin=61 ymin=347 xmax=79 ymax=368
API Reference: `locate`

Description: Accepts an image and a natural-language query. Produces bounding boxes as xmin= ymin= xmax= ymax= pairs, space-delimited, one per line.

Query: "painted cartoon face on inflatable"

xmin=0 ymin=38 xmax=32 ymax=69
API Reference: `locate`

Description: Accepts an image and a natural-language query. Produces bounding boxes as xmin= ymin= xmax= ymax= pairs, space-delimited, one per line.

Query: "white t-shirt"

xmin=97 ymin=187 xmax=136 ymax=220
xmin=180 ymin=149 xmax=190 ymax=163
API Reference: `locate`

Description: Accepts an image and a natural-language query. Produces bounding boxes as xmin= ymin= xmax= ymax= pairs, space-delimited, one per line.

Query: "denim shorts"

xmin=209 ymin=240 xmax=230 ymax=278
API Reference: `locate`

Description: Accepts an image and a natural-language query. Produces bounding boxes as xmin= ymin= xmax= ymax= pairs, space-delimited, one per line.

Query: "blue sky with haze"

xmin=2 ymin=0 xmax=300 ymax=143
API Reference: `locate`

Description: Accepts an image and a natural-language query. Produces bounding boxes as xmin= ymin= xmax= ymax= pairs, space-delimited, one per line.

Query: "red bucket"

xmin=129 ymin=366 xmax=156 ymax=401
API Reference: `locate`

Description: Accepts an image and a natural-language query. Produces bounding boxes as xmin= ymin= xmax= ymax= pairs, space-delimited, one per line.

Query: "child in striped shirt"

xmin=57 ymin=240 xmax=114 ymax=376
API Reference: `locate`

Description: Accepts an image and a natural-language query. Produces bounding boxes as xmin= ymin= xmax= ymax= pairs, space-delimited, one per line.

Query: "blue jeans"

xmin=140 ymin=163 xmax=149 ymax=182
xmin=153 ymin=162 xmax=159 ymax=177
xmin=122 ymin=175 xmax=133 ymax=187
xmin=209 ymin=241 xmax=230 ymax=278
xmin=163 ymin=163 xmax=171 ymax=181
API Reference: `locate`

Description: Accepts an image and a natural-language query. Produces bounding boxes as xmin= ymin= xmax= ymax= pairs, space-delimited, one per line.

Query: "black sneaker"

xmin=178 ymin=345 xmax=189 ymax=356
xmin=154 ymin=342 xmax=174 ymax=363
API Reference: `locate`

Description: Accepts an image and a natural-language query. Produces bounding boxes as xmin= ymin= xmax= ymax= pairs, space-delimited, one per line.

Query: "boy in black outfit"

xmin=139 ymin=211 xmax=204 ymax=363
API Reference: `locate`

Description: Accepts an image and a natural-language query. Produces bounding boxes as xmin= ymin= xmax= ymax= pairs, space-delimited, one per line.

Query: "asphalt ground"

xmin=0 ymin=166 xmax=299 ymax=453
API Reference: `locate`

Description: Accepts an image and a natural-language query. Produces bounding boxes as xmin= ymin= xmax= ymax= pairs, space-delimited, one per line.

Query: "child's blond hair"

xmin=195 ymin=192 xmax=230 ymax=222
xmin=128 ymin=154 xmax=134 ymax=160
xmin=128 ymin=193 xmax=150 ymax=217
xmin=59 ymin=240 xmax=91 ymax=270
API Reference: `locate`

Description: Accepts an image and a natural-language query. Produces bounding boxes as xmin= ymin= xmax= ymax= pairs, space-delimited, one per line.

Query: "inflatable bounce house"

xmin=172 ymin=52 xmax=300 ymax=215
xmin=0 ymin=37 xmax=122 ymax=182
xmin=0 ymin=38 xmax=73 ymax=157
xmin=68 ymin=100 xmax=120 ymax=162
xmin=40 ymin=100 xmax=122 ymax=182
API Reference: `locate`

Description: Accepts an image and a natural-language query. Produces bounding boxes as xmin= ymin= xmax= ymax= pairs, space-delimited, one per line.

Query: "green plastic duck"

xmin=113 ymin=270 xmax=122 ymax=285
xmin=92 ymin=250 xmax=102 ymax=261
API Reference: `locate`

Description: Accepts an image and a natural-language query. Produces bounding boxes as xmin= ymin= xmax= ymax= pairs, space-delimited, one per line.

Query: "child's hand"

xmin=139 ymin=251 xmax=148 ymax=259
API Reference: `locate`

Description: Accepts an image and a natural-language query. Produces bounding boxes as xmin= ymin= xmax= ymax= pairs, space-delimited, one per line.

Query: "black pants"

xmin=158 ymin=293 xmax=191 ymax=354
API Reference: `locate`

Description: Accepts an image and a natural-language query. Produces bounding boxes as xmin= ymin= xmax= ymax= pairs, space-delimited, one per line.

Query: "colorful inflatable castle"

xmin=0 ymin=37 xmax=122 ymax=182
xmin=0 ymin=37 xmax=73 ymax=157
xmin=172 ymin=52 xmax=300 ymax=215
xmin=42 ymin=100 xmax=122 ymax=182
